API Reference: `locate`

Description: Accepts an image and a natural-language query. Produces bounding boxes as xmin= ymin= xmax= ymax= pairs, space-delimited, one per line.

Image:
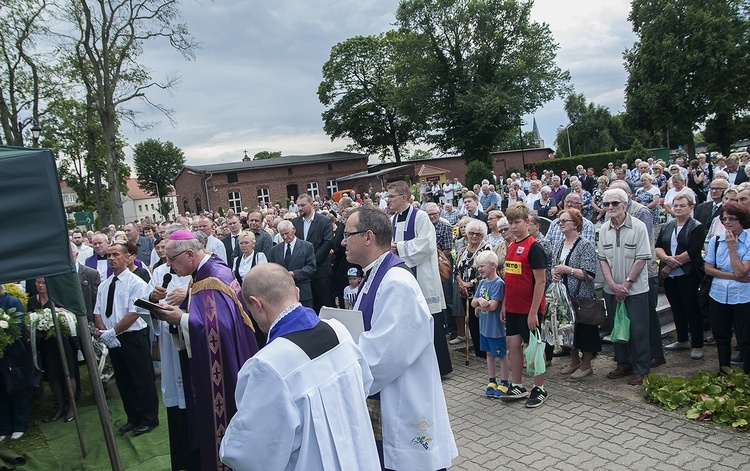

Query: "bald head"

xmin=242 ymin=264 xmax=300 ymax=332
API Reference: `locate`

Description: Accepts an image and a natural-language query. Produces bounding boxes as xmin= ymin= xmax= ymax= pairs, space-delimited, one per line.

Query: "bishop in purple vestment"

xmin=155 ymin=231 xmax=258 ymax=471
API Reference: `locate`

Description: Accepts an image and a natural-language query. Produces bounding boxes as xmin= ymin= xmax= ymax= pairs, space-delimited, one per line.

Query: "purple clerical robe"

xmin=183 ymin=255 xmax=258 ymax=471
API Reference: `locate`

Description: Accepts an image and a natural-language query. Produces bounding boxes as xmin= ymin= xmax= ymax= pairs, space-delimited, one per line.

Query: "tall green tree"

xmin=0 ymin=0 xmax=56 ymax=146
xmin=133 ymin=139 xmax=185 ymax=219
xmin=624 ymin=0 xmax=750 ymax=158
xmin=319 ymin=32 xmax=426 ymax=163
xmin=64 ymin=0 xmax=197 ymax=225
xmin=554 ymin=93 xmax=621 ymax=156
xmin=396 ymin=0 xmax=569 ymax=165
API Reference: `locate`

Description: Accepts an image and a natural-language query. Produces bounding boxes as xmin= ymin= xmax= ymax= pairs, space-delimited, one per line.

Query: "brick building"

xmin=174 ymin=147 xmax=554 ymax=214
xmin=174 ymin=151 xmax=369 ymax=214
xmin=336 ymin=148 xmax=554 ymax=196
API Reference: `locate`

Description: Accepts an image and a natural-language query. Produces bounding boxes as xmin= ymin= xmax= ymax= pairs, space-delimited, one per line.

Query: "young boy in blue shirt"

xmin=471 ymin=251 xmax=510 ymax=398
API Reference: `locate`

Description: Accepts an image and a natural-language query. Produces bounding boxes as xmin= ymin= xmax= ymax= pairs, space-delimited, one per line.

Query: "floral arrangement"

xmin=0 ymin=308 xmax=23 ymax=358
xmin=27 ymin=307 xmax=77 ymax=340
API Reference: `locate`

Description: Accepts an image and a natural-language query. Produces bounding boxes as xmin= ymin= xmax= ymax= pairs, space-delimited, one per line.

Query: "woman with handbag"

xmin=704 ymin=202 xmax=750 ymax=373
xmin=655 ymin=193 xmax=707 ymax=359
xmin=452 ymin=219 xmax=491 ymax=358
xmin=27 ymin=278 xmax=77 ymax=423
xmin=550 ymin=209 xmax=600 ymax=379
xmin=0 ymin=286 xmax=30 ymax=441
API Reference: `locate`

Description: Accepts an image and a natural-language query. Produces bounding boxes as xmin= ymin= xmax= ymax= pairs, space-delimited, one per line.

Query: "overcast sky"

xmin=123 ymin=0 xmax=636 ymax=167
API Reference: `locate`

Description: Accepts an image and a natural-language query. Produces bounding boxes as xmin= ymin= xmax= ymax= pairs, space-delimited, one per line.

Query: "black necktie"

xmin=284 ymin=243 xmax=292 ymax=266
xmin=712 ymin=204 xmax=720 ymax=221
xmin=105 ymin=276 xmax=118 ymax=318
xmin=232 ymin=235 xmax=239 ymax=257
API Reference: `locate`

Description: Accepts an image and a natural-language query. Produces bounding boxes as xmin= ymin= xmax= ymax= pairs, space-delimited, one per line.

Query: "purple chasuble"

xmin=184 ymin=255 xmax=258 ymax=471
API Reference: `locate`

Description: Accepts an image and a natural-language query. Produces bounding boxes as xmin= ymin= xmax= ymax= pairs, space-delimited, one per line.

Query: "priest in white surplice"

xmin=220 ymin=264 xmax=379 ymax=471
xmin=343 ymin=207 xmax=457 ymax=471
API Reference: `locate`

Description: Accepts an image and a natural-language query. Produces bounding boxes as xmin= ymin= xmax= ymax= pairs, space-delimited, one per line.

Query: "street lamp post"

xmin=31 ymin=120 xmax=41 ymax=148
xmin=565 ymin=123 xmax=574 ymax=157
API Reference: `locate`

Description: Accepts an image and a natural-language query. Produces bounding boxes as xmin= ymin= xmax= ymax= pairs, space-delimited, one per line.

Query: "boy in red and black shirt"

xmin=500 ymin=203 xmax=549 ymax=408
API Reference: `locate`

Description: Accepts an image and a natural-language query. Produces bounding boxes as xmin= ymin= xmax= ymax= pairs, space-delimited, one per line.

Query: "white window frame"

xmin=257 ymin=188 xmax=270 ymax=205
xmin=326 ymin=179 xmax=338 ymax=195
xmin=228 ymin=191 xmax=242 ymax=213
xmin=307 ymin=182 xmax=320 ymax=198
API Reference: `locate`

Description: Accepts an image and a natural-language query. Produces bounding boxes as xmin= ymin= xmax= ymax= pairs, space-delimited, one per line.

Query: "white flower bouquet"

xmin=0 ymin=308 xmax=23 ymax=358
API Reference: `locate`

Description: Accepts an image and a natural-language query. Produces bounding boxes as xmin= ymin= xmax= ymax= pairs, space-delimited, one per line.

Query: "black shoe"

xmin=132 ymin=424 xmax=157 ymax=436
xmin=524 ymin=386 xmax=548 ymax=408
xmin=552 ymin=349 xmax=571 ymax=358
xmin=118 ymin=423 xmax=136 ymax=434
xmin=650 ymin=357 xmax=666 ymax=368
xmin=731 ymin=354 xmax=744 ymax=366
xmin=500 ymin=384 xmax=529 ymax=402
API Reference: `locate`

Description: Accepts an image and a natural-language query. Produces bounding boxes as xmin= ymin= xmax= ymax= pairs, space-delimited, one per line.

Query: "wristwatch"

xmin=625 ymin=276 xmax=633 ymax=283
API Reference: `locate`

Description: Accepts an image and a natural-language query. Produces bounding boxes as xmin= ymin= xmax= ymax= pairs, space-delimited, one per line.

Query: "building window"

xmin=307 ymin=182 xmax=319 ymax=198
xmin=328 ymin=164 xmax=333 ymax=171
xmin=151 ymin=204 xmax=155 ymax=210
xmin=227 ymin=172 xmax=238 ymax=183
xmin=195 ymin=197 xmax=202 ymax=214
xmin=228 ymin=191 xmax=242 ymax=213
xmin=183 ymin=199 xmax=190 ymax=213
xmin=257 ymin=188 xmax=270 ymax=205
xmin=327 ymin=180 xmax=338 ymax=195
xmin=138 ymin=205 xmax=142 ymax=212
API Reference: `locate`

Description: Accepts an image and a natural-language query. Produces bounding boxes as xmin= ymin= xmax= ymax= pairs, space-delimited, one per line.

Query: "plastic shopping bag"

xmin=524 ymin=329 xmax=546 ymax=376
xmin=610 ymin=302 xmax=630 ymax=343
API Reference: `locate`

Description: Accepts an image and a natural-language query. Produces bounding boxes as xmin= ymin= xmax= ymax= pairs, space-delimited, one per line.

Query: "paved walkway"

xmin=442 ymin=348 xmax=750 ymax=470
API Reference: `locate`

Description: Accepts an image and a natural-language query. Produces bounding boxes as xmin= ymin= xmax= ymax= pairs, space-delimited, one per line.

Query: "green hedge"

xmin=525 ymin=150 xmax=631 ymax=175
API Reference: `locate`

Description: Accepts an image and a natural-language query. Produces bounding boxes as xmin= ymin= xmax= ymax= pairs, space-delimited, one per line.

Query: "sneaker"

xmin=485 ymin=382 xmax=497 ymax=397
xmin=448 ymin=335 xmax=465 ymax=345
xmin=494 ymin=382 xmax=509 ymax=398
xmin=665 ymin=341 xmax=690 ymax=350
xmin=0 ymin=436 xmax=6 ymax=442
xmin=731 ymin=354 xmax=744 ymax=366
xmin=524 ymin=386 xmax=548 ymax=408
xmin=10 ymin=432 xmax=23 ymax=440
xmin=500 ymin=384 xmax=529 ymax=402
xmin=691 ymin=349 xmax=704 ymax=360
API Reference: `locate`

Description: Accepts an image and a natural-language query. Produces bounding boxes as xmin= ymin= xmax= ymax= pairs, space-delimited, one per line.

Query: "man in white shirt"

xmin=193 ymin=217 xmax=228 ymax=264
xmin=71 ymin=230 xmax=93 ymax=263
xmin=220 ymin=264 xmax=379 ymax=471
xmin=93 ymin=241 xmax=158 ymax=436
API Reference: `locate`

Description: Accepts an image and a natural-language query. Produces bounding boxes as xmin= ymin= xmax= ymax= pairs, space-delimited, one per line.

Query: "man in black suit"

xmin=726 ymin=155 xmax=749 ymax=185
xmin=221 ymin=214 xmax=244 ymax=267
xmin=292 ymin=194 xmax=334 ymax=312
xmin=268 ymin=221 xmax=317 ymax=309
xmin=694 ymin=179 xmax=729 ymax=228
xmin=462 ymin=191 xmax=489 ymax=225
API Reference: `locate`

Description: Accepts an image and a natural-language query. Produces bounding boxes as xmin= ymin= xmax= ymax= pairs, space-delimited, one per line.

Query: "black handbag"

xmin=0 ymin=340 xmax=43 ymax=395
xmin=570 ymin=270 xmax=606 ymax=326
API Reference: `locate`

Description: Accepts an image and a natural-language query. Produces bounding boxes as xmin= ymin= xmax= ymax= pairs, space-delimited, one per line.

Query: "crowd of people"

xmin=1 ymin=149 xmax=749 ymax=469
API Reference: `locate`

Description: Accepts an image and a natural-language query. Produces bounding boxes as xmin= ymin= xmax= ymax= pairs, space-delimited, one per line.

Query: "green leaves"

xmin=133 ymin=138 xmax=185 ymax=218
xmin=644 ymin=369 xmax=750 ymax=431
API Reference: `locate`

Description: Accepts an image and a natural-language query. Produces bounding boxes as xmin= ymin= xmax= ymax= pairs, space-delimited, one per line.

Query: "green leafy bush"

xmin=644 ymin=369 xmax=750 ymax=431
xmin=528 ymin=150 xmax=630 ymax=176
xmin=464 ymin=160 xmax=493 ymax=190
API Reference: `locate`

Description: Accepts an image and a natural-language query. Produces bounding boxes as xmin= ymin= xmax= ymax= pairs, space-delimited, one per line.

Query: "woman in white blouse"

xmin=232 ymin=230 xmax=267 ymax=283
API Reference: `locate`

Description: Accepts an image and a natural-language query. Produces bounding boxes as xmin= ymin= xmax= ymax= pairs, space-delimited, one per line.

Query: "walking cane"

xmin=465 ymin=296 xmax=470 ymax=366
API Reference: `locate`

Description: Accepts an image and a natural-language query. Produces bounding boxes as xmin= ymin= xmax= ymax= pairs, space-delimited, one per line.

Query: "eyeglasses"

xmin=385 ymin=194 xmax=404 ymax=199
xmin=427 ymin=212 xmax=440 ymax=217
xmin=721 ymin=216 xmax=738 ymax=223
xmin=343 ymin=230 xmax=368 ymax=239
xmin=602 ymin=201 xmax=622 ymax=207
xmin=468 ymin=231 xmax=484 ymax=237
xmin=558 ymin=219 xmax=574 ymax=224
xmin=499 ymin=228 xmax=510 ymax=233
xmin=710 ymin=187 xmax=728 ymax=191
xmin=165 ymin=250 xmax=188 ymax=263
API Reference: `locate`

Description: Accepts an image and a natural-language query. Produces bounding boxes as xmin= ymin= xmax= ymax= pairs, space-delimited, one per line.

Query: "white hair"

xmin=603 ymin=188 xmax=628 ymax=203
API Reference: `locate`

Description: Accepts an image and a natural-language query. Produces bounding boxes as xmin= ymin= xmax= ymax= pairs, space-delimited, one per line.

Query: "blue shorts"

xmin=480 ymin=335 xmax=507 ymax=358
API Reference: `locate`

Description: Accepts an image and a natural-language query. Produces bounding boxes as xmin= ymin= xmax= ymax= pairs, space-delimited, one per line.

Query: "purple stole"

xmin=267 ymin=305 xmax=320 ymax=343
xmin=357 ymin=252 xmax=405 ymax=331
xmin=391 ymin=208 xmax=418 ymax=276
